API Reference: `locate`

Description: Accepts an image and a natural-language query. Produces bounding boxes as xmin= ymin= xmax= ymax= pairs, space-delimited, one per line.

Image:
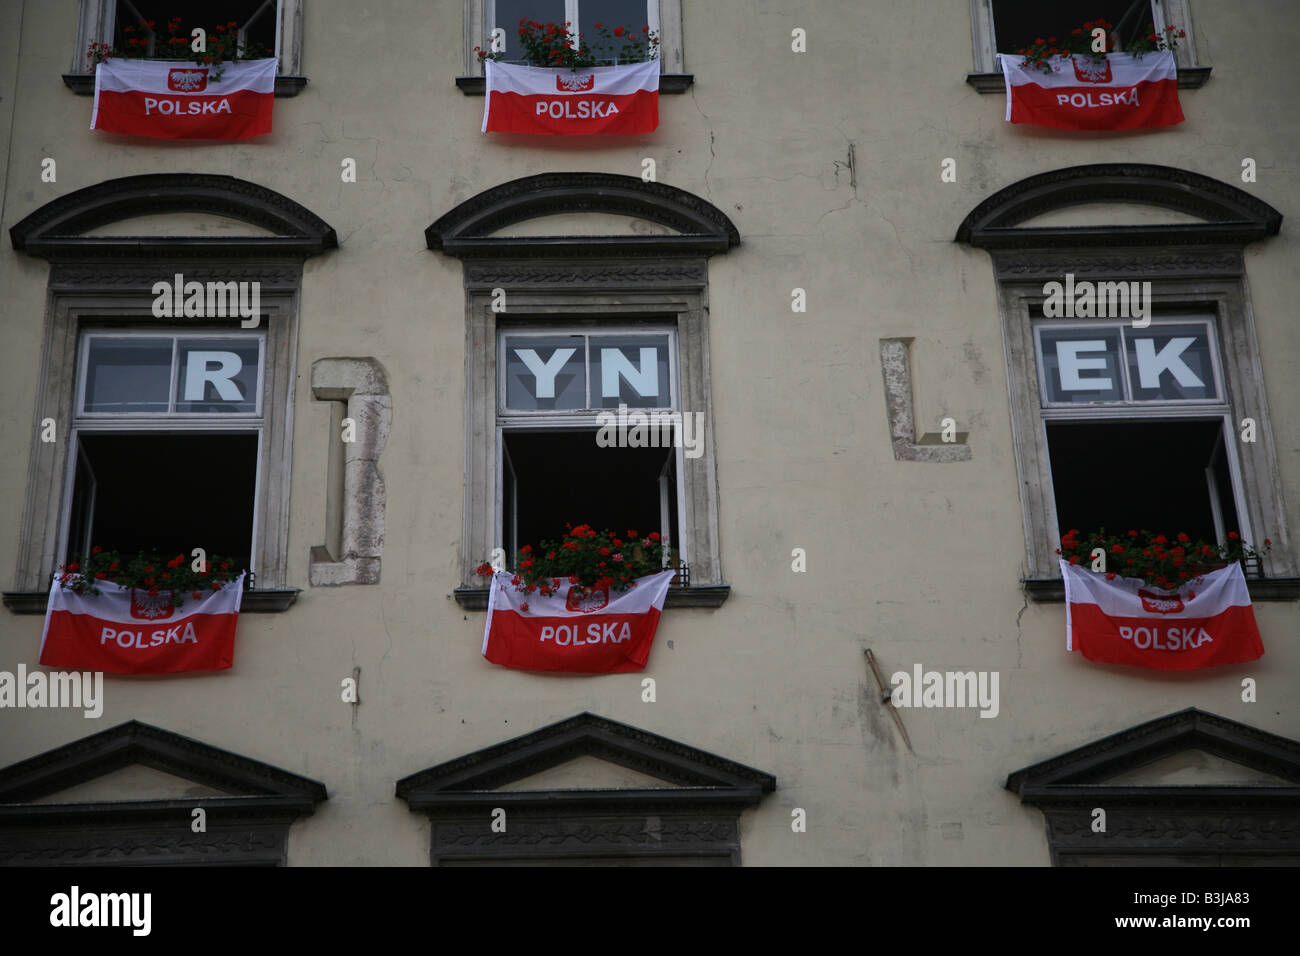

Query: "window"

xmin=426 ymin=173 xmax=738 ymax=601
xmin=71 ymin=0 xmax=305 ymax=79
xmin=8 ymin=173 xmax=338 ymax=598
xmin=0 ymin=720 xmax=327 ymax=866
xmin=991 ymin=0 xmax=1168 ymax=54
xmin=465 ymin=0 xmax=685 ymax=76
xmin=62 ymin=332 xmax=266 ymax=571
xmin=398 ymin=713 xmax=776 ymax=867
xmin=497 ymin=326 xmax=684 ymax=563
xmin=489 ymin=0 xmax=659 ymax=63
xmin=968 ymin=0 xmax=1201 ymax=79
xmin=1033 ymin=317 xmax=1248 ymax=545
xmin=955 ymin=164 xmax=1293 ymax=586
xmin=1007 ymin=709 xmax=1300 ymax=866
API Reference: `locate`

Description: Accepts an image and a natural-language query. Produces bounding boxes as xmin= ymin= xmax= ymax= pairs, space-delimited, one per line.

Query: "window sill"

xmin=62 ymin=74 xmax=309 ymax=97
xmin=453 ymin=584 xmax=729 ymax=610
xmin=455 ymin=73 xmax=693 ymax=95
xmin=3 ymin=589 xmax=300 ymax=614
xmin=1022 ymin=577 xmax=1300 ymax=604
xmin=965 ymin=66 xmax=1211 ymax=93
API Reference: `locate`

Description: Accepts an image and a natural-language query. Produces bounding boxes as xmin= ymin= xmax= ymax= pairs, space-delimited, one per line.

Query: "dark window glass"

xmin=1046 ymin=419 xmax=1239 ymax=543
xmin=70 ymin=433 xmax=257 ymax=569
xmin=991 ymin=0 xmax=1155 ymax=53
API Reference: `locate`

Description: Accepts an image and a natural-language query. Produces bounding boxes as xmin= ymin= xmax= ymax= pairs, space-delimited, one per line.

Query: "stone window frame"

xmin=64 ymin=0 xmax=308 ymax=97
xmin=397 ymin=712 xmax=776 ymax=866
xmin=965 ymin=0 xmax=1210 ymax=93
xmin=0 ymin=720 xmax=326 ymax=867
xmin=457 ymin=0 xmax=693 ymax=94
xmin=427 ymin=172 xmax=738 ymax=609
xmin=1006 ymin=708 xmax=1300 ymax=866
xmin=5 ymin=173 xmax=337 ymax=613
xmin=955 ymin=164 xmax=1297 ymax=599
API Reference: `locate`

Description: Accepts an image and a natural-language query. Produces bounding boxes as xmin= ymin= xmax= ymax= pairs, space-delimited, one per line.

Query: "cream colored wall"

xmin=1 ymin=0 xmax=1298 ymax=866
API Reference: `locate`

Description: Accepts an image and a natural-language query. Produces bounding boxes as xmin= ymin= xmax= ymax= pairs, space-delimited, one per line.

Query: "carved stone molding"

xmin=879 ymin=338 xmax=972 ymax=463
xmin=428 ymin=173 xmax=740 ymax=259
xmin=398 ymin=712 xmax=775 ymax=866
xmin=1006 ymin=709 xmax=1300 ymax=865
xmin=48 ymin=261 xmax=306 ymax=294
xmin=309 ymin=359 xmax=391 ymax=586
xmin=464 ymin=260 xmax=708 ymax=289
xmin=991 ymin=248 xmax=1244 ymax=281
xmin=10 ymin=174 xmax=338 ymax=260
xmin=955 ymin=164 xmax=1282 ymax=250
xmin=0 ymin=721 xmax=326 ymax=867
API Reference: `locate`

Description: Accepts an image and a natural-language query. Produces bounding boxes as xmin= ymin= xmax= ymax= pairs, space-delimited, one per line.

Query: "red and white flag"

xmin=482 ymin=59 xmax=659 ymax=135
xmin=40 ymin=574 xmax=245 ymax=674
xmin=91 ymin=58 xmax=276 ymax=139
xmin=1061 ymin=560 xmax=1262 ymax=670
xmin=1000 ymin=51 xmax=1183 ymax=130
xmin=482 ymin=570 xmax=674 ymax=672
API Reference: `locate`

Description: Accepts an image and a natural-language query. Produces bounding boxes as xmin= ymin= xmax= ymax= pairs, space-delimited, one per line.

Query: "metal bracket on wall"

xmin=864 ymin=649 xmax=913 ymax=754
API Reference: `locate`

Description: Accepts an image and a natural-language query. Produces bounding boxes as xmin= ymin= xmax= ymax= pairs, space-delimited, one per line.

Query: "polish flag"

xmin=1061 ymin=560 xmax=1262 ymax=670
xmin=482 ymin=570 xmax=674 ymax=672
xmin=39 ymin=573 xmax=245 ymax=674
xmin=1000 ymin=51 xmax=1183 ymax=130
xmin=91 ymin=58 xmax=276 ymax=139
xmin=482 ymin=59 xmax=659 ymax=135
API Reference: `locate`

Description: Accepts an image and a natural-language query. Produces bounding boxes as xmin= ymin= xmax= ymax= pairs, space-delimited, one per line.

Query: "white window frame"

xmin=970 ymin=0 xmax=1199 ymax=73
xmin=1033 ymin=317 xmax=1225 ymax=411
xmin=60 ymin=327 xmax=270 ymax=573
xmin=75 ymin=331 xmax=267 ymax=419
xmin=72 ymin=0 xmax=305 ymax=75
xmin=467 ymin=0 xmax=683 ymax=75
xmin=994 ymin=280 xmax=1290 ymax=579
xmin=497 ymin=326 xmax=679 ymax=418
xmin=494 ymin=322 xmax=689 ymax=568
xmin=1032 ymin=315 xmax=1252 ymax=552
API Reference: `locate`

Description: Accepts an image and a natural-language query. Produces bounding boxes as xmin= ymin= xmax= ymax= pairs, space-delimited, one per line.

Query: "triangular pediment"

xmin=1104 ymin=749 xmax=1291 ymax=787
xmin=0 ymin=720 xmax=326 ymax=809
xmin=1006 ymin=709 xmax=1300 ymax=797
xmin=31 ymin=764 xmax=235 ymax=803
xmin=397 ymin=712 xmax=775 ymax=810
xmin=497 ymin=754 xmax=672 ymax=791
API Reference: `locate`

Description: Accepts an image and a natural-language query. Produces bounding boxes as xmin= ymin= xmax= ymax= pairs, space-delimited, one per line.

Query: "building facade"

xmin=1 ymin=0 xmax=1298 ymax=865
